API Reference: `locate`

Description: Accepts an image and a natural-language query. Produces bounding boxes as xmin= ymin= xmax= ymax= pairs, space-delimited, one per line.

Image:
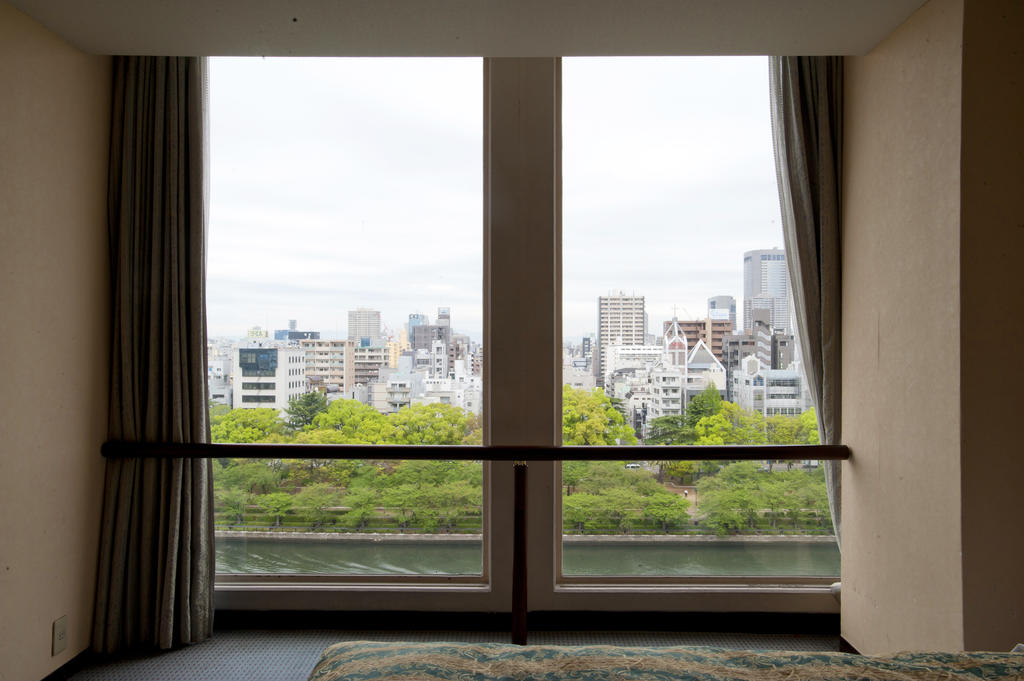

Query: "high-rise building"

xmin=407 ymin=313 xmax=429 ymax=333
xmin=352 ymin=345 xmax=389 ymax=385
xmin=411 ymin=323 xmax=451 ymax=351
xmin=348 ymin=308 xmax=383 ymax=345
xmin=595 ymin=292 xmax=646 ymax=388
xmin=707 ymin=295 xmax=737 ymax=329
xmin=742 ymin=248 xmax=790 ymax=333
xmin=300 ymin=338 xmax=354 ymax=394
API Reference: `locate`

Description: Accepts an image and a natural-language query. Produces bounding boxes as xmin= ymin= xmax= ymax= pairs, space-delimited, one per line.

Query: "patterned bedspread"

xmin=309 ymin=641 xmax=1024 ymax=681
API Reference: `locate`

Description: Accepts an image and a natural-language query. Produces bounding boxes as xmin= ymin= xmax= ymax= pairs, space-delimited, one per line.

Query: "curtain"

xmin=769 ymin=56 xmax=843 ymax=548
xmin=92 ymin=56 xmax=213 ymax=653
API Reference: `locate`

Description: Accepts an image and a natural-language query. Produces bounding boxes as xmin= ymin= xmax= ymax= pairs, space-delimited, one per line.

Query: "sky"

xmin=207 ymin=57 xmax=784 ymax=344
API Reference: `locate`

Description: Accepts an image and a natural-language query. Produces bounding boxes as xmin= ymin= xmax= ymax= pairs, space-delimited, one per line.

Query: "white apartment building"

xmin=732 ymin=355 xmax=811 ymax=417
xmin=595 ymin=292 xmax=646 ymax=388
xmin=563 ymin=364 xmax=596 ymax=391
xmin=300 ymin=338 xmax=354 ymax=394
xmin=207 ymin=341 xmax=234 ymax=406
xmin=604 ymin=344 xmax=663 ymax=389
xmin=367 ymin=382 xmax=389 ymax=413
xmin=430 ymin=339 xmax=449 ymax=379
xmin=649 ymin=363 xmax=685 ymax=418
xmin=353 ymin=344 xmax=389 ymax=385
xmin=232 ymin=345 xmax=307 ymax=413
xmin=385 ymin=373 xmax=419 ymax=413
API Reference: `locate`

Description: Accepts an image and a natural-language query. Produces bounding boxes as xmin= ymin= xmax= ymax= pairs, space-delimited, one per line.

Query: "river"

xmin=216 ymin=535 xmax=839 ymax=577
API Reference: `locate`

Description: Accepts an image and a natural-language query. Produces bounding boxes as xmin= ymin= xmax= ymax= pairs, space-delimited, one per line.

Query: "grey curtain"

xmin=92 ymin=56 xmax=214 ymax=653
xmin=769 ymin=57 xmax=843 ymax=547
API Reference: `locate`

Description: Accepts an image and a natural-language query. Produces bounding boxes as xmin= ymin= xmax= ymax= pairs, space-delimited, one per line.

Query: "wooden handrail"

xmin=101 ymin=439 xmax=848 ymax=645
xmin=101 ymin=441 xmax=850 ymax=461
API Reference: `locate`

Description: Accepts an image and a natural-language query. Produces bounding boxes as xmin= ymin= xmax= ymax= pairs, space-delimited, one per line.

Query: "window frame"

xmin=211 ymin=56 xmax=840 ymax=616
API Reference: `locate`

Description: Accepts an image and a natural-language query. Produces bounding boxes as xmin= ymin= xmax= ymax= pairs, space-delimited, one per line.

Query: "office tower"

xmin=742 ymin=248 xmax=790 ymax=333
xmin=348 ymin=308 xmax=382 ymax=345
xmin=437 ymin=307 xmax=451 ymax=329
xmin=407 ymin=313 xmax=429 ymax=333
xmin=595 ymin=292 xmax=646 ymax=388
xmin=707 ymin=295 xmax=737 ymax=329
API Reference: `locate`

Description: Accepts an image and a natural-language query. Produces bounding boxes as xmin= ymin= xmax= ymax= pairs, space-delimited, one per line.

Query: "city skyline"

xmin=207 ymin=57 xmax=784 ymax=343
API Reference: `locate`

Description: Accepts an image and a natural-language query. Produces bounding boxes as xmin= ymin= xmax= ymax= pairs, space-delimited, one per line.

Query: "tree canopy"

xmin=285 ymin=391 xmax=329 ymax=431
xmin=562 ymin=386 xmax=638 ymax=445
xmin=208 ymin=390 xmax=829 ymax=538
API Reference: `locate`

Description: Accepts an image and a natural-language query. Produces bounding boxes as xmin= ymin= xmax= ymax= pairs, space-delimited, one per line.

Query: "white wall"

xmin=842 ymin=0 xmax=966 ymax=653
xmin=844 ymin=0 xmax=1024 ymax=653
xmin=0 ymin=2 xmax=111 ymax=678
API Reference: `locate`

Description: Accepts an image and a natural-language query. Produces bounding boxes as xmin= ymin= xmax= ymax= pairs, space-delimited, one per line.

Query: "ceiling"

xmin=10 ymin=0 xmax=928 ymax=57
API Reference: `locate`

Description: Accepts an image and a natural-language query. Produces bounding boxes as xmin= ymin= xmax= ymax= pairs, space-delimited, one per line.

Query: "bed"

xmin=309 ymin=641 xmax=1024 ymax=681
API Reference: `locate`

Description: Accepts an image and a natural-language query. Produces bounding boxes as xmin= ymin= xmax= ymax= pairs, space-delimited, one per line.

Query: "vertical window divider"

xmin=483 ymin=57 xmax=563 ymax=630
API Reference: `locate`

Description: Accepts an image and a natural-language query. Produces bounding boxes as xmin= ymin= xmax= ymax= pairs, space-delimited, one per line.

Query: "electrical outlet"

xmin=51 ymin=616 xmax=67 ymax=656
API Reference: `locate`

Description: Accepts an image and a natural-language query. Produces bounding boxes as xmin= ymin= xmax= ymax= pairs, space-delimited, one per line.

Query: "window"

xmin=208 ymin=56 xmax=836 ymax=613
xmin=559 ymin=57 xmax=836 ymax=580
xmin=208 ymin=58 xmax=486 ymax=587
xmin=241 ymin=395 xmax=276 ymax=403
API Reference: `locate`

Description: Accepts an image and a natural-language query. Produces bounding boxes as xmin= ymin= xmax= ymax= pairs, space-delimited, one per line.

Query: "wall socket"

xmin=51 ymin=615 xmax=67 ymax=656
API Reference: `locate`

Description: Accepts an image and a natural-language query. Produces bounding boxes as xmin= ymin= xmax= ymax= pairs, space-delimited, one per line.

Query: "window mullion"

xmin=483 ymin=57 xmax=562 ymax=613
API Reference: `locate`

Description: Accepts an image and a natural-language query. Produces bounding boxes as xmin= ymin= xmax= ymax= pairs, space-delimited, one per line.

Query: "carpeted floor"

xmin=69 ymin=630 xmax=840 ymax=681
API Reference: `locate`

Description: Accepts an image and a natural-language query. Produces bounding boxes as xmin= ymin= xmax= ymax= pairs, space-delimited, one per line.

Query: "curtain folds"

xmin=769 ymin=56 xmax=844 ymax=548
xmin=92 ymin=56 xmax=214 ymax=653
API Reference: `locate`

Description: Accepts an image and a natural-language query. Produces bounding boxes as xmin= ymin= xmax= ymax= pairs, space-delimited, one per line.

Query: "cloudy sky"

xmin=207 ymin=57 xmax=784 ymax=343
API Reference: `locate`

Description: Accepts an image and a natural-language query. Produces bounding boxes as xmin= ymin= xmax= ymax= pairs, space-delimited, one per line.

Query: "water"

xmin=216 ymin=536 xmax=839 ymax=577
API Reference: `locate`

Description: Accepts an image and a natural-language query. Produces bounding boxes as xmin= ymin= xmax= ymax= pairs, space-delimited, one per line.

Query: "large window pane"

xmin=207 ymin=58 xmax=484 ymax=577
xmin=561 ymin=57 xmax=837 ymax=578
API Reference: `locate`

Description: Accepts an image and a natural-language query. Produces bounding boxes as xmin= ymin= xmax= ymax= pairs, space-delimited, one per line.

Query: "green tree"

xmin=765 ymin=413 xmax=800 ymax=445
xmin=562 ymin=386 xmax=638 ymax=445
xmin=665 ymin=460 xmax=696 ymax=484
xmin=218 ymin=461 xmax=281 ymax=494
xmin=381 ymin=483 xmax=423 ymax=531
xmin=285 ymin=391 xmax=329 ymax=431
xmin=419 ymin=480 xmax=480 ymax=532
xmin=389 ymin=403 xmax=471 ymax=445
xmin=209 ymin=401 xmax=232 ymax=430
xmin=600 ymin=487 xmax=644 ymax=533
xmin=312 ymin=399 xmax=394 ymax=443
xmin=694 ymin=402 xmax=767 ymax=445
xmin=296 ymin=483 xmax=340 ymax=529
xmin=798 ymin=408 xmax=821 ymax=444
xmin=563 ymin=493 xmax=603 ymax=532
xmin=684 ymin=384 xmax=724 ymax=429
xmin=462 ymin=413 xmax=483 ymax=445
xmin=211 ymin=408 xmax=286 ymax=443
xmin=382 ymin=459 xmax=480 ymax=488
xmin=216 ymin=488 xmax=249 ymax=525
xmin=256 ymin=492 xmax=294 ymax=526
xmin=695 ymin=461 xmax=765 ymax=534
xmin=645 ymin=415 xmax=695 ymax=445
xmin=339 ymin=488 xmax=379 ymax=530
xmin=562 ymin=460 xmax=589 ymax=496
xmin=642 ymin=491 xmax=691 ymax=532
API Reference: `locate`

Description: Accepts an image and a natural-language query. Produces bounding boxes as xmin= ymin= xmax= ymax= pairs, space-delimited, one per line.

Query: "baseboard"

xmin=40 ymin=648 xmax=93 ymax=681
xmin=214 ymin=609 xmax=840 ymax=635
xmin=839 ymin=636 xmax=861 ymax=654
